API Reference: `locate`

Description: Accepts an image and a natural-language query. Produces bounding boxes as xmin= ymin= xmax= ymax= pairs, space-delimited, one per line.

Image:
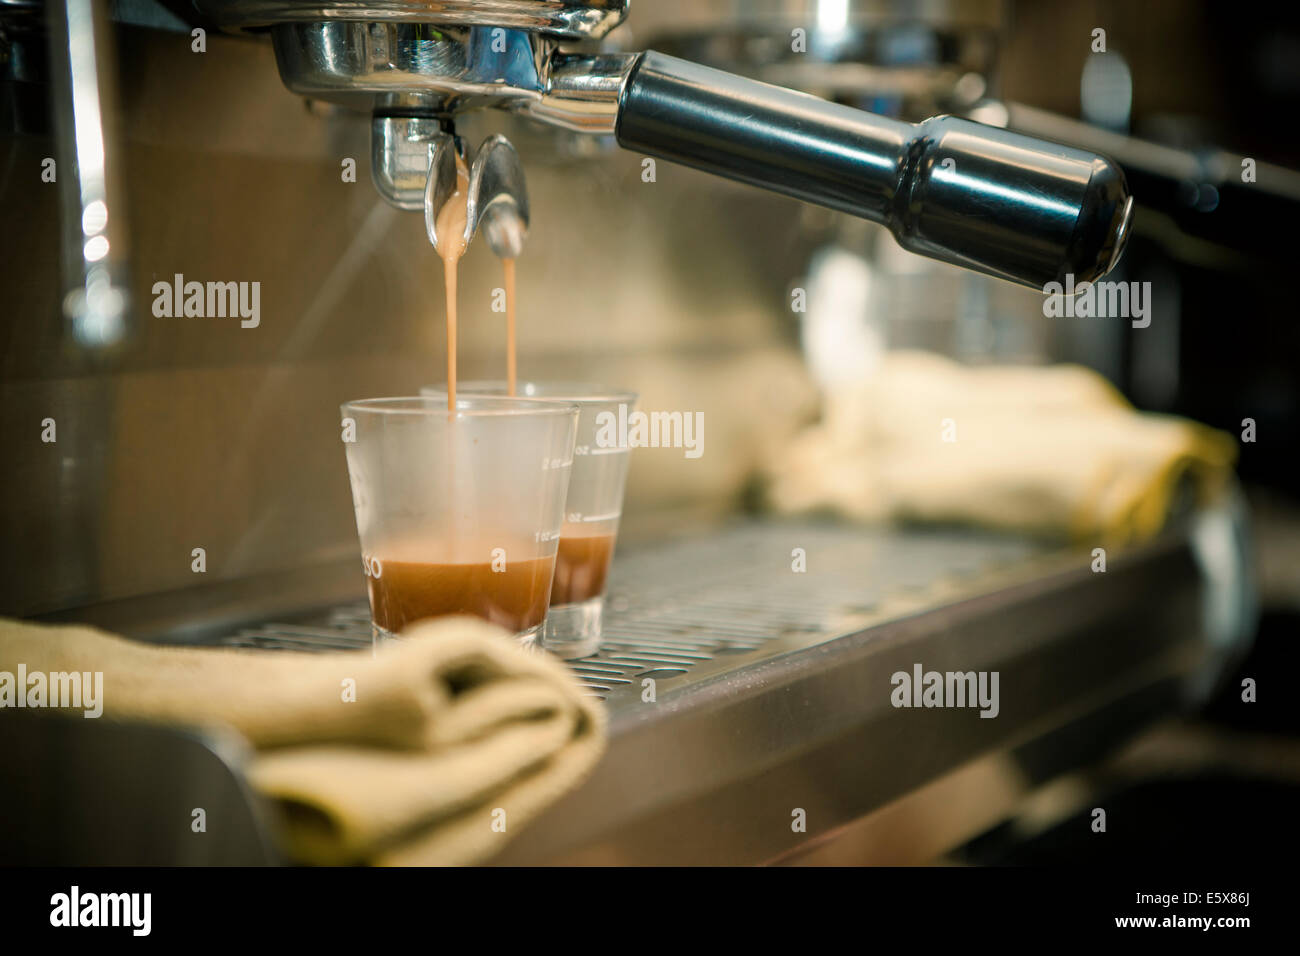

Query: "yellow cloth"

xmin=0 ymin=615 xmax=605 ymax=865
xmin=766 ymin=351 xmax=1237 ymax=544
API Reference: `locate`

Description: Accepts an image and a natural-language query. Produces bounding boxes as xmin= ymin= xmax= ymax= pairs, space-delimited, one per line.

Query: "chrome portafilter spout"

xmin=461 ymin=135 xmax=530 ymax=259
xmin=397 ymin=124 xmax=530 ymax=260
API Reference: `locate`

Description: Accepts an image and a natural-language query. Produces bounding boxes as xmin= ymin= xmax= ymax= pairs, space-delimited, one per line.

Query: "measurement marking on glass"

xmin=567 ymin=511 xmax=623 ymax=523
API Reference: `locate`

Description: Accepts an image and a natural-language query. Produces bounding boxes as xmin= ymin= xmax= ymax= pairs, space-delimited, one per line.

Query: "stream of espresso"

xmin=434 ymin=153 xmax=471 ymax=411
xmin=503 ymin=257 xmax=517 ymax=396
xmin=373 ymin=148 xmax=605 ymax=636
xmin=436 ymin=158 xmax=517 ymax=403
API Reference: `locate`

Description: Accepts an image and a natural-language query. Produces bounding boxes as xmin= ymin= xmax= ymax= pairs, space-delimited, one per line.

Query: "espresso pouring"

xmin=434 ymin=152 xmax=520 ymax=404
xmin=434 ymin=152 xmax=470 ymax=410
xmin=368 ymin=139 xmax=620 ymax=638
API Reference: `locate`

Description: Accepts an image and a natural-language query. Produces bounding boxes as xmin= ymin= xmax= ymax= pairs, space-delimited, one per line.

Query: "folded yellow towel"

xmin=0 ymin=616 xmax=605 ymax=865
xmin=766 ymin=351 xmax=1237 ymax=544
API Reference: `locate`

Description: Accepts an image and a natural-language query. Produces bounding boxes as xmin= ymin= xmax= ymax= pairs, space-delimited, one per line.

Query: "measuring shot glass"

xmin=423 ymin=382 xmax=637 ymax=659
xmin=340 ymin=396 xmax=578 ymax=648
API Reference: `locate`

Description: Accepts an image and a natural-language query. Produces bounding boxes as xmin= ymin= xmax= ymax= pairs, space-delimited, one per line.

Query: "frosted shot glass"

xmin=340 ymin=396 xmax=579 ymax=648
xmin=423 ymin=381 xmax=637 ymax=659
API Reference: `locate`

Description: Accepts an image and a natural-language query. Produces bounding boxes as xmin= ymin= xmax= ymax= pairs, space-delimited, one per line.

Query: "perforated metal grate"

xmin=212 ymin=522 xmax=1043 ymax=706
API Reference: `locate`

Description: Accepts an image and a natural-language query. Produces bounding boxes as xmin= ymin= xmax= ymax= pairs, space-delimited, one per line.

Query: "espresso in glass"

xmin=423 ymin=381 xmax=637 ymax=658
xmin=365 ymin=546 xmax=556 ymax=636
xmin=550 ymin=533 xmax=616 ymax=606
xmin=341 ymin=396 xmax=578 ymax=646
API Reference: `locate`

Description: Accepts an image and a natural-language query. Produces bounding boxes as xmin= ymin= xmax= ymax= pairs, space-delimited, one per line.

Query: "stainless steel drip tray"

xmin=212 ymin=518 xmax=1213 ymax=865
xmin=217 ymin=522 xmax=1043 ymax=699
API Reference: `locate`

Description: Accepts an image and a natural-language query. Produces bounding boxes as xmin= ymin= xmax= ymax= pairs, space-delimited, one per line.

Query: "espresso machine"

xmin=1 ymin=0 xmax=1260 ymax=866
xmin=145 ymin=1 xmax=1133 ymax=292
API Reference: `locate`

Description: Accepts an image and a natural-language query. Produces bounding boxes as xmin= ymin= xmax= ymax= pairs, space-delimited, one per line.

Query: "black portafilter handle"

xmin=615 ymin=52 xmax=1133 ymax=289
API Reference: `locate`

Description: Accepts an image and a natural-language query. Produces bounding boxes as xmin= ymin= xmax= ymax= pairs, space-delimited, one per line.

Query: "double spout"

xmin=450 ymin=135 xmax=529 ymax=260
xmin=374 ymin=120 xmax=529 ymax=260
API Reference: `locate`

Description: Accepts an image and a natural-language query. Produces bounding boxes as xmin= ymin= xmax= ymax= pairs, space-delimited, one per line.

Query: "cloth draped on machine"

xmin=766 ymin=351 xmax=1238 ymax=543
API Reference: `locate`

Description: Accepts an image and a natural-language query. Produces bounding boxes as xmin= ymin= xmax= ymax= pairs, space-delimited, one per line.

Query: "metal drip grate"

xmin=212 ymin=522 xmax=1042 ymax=707
xmin=565 ymin=524 xmax=1037 ymax=701
xmin=218 ymin=605 xmax=373 ymax=654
